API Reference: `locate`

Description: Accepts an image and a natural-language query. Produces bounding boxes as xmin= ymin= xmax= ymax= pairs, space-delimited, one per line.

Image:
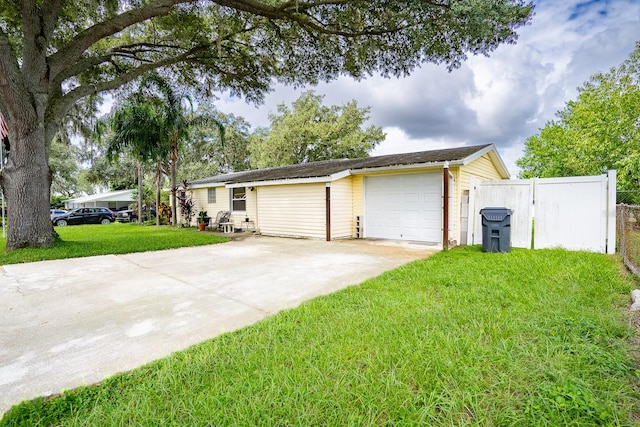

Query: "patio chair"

xmin=210 ymin=210 xmax=231 ymax=230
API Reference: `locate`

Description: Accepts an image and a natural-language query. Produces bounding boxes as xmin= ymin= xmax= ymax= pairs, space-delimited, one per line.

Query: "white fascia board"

xmin=330 ymin=169 xmax=352 ymax=181
xmin=226 ymin=176 xmax=331 ymax=188
xmin=190 ymin=182 xmax=227 ymax=189
xmin=226 ymin=170 xmax=351 ymax=188
xmin=351 ymin=161 xmax=463 ymax=175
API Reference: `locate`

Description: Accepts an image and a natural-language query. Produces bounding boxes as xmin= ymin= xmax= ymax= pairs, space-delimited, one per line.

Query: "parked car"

xmin=116 ymin=208 xmax=157 ymax=223
xmin=50 ymin=209 xmax=67 ymax=219
xmin=52 ymin=207 xmax=116 ymax=226
xmin=115 ymin=209 xmax=138 ymax=223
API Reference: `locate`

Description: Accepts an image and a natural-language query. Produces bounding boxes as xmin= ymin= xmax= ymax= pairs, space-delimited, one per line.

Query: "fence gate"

xmin=468 ymin=171 xmax=616 ymax=254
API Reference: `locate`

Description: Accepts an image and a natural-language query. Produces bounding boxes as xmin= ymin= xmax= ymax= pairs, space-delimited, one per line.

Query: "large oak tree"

xmin=0 ymin=0 xmax=533 ymax=251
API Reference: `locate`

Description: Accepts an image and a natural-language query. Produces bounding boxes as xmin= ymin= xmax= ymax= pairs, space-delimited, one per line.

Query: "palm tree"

xmin=103 ymin=92 xmax=166 ymax=224
xmin=101 ymin=74 xmax=225 ymax=226
xmin=139 ymin=74 xmax=224 ymax=226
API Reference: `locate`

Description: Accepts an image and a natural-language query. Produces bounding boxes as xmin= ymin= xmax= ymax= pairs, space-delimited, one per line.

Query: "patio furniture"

xmin=210 ymin=211 xmax=230 ymax=230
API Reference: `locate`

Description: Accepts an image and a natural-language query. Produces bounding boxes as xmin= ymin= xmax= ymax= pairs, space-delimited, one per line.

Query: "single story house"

xmin=188 ymin=144 xmax=509 ymax=246
xmin=64 ymin=189 xmax=135 ymax=211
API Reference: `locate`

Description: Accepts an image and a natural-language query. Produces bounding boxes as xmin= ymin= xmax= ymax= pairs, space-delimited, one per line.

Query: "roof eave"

xmin=190 ymin=181 xmax=227 ymax=189
xmin=225 ymin=169 xmax=353 ymax=188
xmin=351 ymin=161 xmax=465 ymax=175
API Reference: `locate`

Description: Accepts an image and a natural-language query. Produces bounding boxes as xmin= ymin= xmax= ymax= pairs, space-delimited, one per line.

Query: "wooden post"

xmin=325 ymin=183 xmax=331 ymax=241
xmin=443 ymin=162 xmax=449 ymax=250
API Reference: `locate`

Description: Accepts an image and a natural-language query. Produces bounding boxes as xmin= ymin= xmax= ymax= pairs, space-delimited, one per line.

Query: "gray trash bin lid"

xmin=480 ymin=207 xmax=512 ymax=221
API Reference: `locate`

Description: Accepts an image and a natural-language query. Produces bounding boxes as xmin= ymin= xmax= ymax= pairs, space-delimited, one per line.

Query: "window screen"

xmin=231 ymin=187 xmax=246 ymax=211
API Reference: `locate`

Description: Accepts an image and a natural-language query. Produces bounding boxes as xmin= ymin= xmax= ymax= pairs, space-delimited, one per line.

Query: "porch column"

xmin=443 ymin=162 xmax=450 ymax=250
xmin=325 ymin=183 xmax=331 ymax=241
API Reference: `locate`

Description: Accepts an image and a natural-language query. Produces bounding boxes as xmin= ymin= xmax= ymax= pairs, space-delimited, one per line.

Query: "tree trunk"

xmin=155 ymin=160 xmax=161 ymax=226
xmin=2 ymin=125 xmax=54 ymax=250
xmin=137 ymin=161 xmax=144 ymax=224
xmin=170 ymin=142 xmax=178 ymax=226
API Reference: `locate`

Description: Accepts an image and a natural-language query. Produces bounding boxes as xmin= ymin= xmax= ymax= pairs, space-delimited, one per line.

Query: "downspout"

xmin=325 ymin=183 xmax=331 ymax=241
xmin=443 ymin=161 xmax=450 ymax=250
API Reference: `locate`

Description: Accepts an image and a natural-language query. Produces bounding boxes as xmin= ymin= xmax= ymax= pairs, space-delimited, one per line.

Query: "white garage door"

xmin=364 ymin=173 xmax=442 ymax=243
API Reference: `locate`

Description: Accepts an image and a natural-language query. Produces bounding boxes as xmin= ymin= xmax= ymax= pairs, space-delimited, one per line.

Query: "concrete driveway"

xmin=0 ymin=235 xmax=436 ymax=415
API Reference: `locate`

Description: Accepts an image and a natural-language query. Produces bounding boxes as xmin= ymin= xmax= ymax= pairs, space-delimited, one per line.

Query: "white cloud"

xmin=216 ymin=0 xmax=640 ymax=175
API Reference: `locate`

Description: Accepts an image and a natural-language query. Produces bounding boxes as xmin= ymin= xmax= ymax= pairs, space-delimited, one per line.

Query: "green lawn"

xmin=0 ymin=222 xmax=228 ymax=265
xmin=2 ymin=247 xmax=639 ymax=426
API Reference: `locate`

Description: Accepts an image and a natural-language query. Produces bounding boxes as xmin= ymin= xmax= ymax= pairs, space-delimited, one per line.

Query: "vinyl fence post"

xmin=607 ymin=170 xmax=617 ymax=254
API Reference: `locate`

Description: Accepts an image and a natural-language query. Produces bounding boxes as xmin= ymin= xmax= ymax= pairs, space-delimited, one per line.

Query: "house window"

xmin=231 ymin=187 xmax=246 ymax=212
xmin=208 ymin=188 xmax=216 ymax=204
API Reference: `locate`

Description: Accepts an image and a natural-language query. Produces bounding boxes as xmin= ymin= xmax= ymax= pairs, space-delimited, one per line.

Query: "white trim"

xmin=467 ymin=176 xmax=477 ymax=244
xmin=330 ymin=169 xmax=352 ymax=181
xmin=352 ymin=161 xmax=464 ymax=175
xmin=64 ymin=189 xmax=135 ymax=204
xmin=607 ymin=170 xmax=617 ymax=255
xmin=190 ymin=182 xmax=226 ymax=189
xmin=227 ymin=176 xmax=331 ymax=188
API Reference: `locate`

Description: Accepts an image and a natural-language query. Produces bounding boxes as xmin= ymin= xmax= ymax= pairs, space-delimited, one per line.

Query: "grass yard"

xmin=0 ymin=223 xmax=228 ymax=265
xmin=2 ymin=247 xmax=639 ymax=426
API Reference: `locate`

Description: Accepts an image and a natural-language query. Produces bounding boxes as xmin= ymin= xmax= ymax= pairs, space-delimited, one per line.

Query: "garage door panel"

xmin=364 ymin=173 xmax=442 ymax=243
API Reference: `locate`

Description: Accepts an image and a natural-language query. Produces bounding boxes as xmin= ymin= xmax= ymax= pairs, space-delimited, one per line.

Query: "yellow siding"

xmin=330 ymin=177 xmax=353 ymax=239
xmin=459 ymin=154 xmax=503 ymax=191
xmin=188 ymin=185 xmax=258 ymax=229
xmin=257 ymin=183 xmax=327 ymax=239
xmin=188 ymin=186 xmax=229 ymax=225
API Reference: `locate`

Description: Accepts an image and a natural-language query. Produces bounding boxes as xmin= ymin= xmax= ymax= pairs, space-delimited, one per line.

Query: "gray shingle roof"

xmin=190 ymin=144 xmax=493 ymax=186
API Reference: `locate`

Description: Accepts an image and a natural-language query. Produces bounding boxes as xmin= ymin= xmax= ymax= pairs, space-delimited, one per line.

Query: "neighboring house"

xmin=188 ymin=144 xmax=509 ymax=246
xmin=64 ymin=189 xmax=135 ymax=211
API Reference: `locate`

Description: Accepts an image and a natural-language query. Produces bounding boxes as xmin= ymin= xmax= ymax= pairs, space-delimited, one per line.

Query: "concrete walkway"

xmin=0 ymin=235 xmax=436 ymax=415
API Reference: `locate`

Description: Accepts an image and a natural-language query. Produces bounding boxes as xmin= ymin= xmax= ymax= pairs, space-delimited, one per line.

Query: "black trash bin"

xmin=479 ymin=207 xmax=512 ymax=253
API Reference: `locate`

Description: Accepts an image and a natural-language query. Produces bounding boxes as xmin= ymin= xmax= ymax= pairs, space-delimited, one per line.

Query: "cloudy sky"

xmin=217 ymin=0 xmax=640 ymax=176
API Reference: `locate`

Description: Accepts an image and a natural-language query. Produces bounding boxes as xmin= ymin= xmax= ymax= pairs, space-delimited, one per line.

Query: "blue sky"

xmin=219 ymin=0 xmax=640 ymax=175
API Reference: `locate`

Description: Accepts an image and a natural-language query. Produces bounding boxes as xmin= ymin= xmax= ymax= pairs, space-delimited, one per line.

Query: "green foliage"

xmin=49 ymin=195 xmax=67 ymax=209
xmin=2 ymin=247 xmax=637 ymax=426
xmin=49 ymin=138 xmax=82 ymax=198
xmin=82 ymin=154 xmax=138 ymax=190
xmin=105 ymin=93 xmax=167 ymax=165
xmin=518 ymin=42 xmax=640 ymax=195
xmin=179 ymin=107 xmax=251 ymax=179
xmin=131 ymin=183 xmax=155 ymax=209
xmin=198 ymin=209 xmax=208 ymax=223
xmin=177 ymin=181 xmax=196 ymax=226
xmin=249 ymin=90 xmax=385 ymax=168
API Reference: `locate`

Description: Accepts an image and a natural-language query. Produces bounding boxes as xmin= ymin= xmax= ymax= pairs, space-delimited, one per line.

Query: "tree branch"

xmin=0 ymin=29 xmax=30 ymax=121
xmin=52 ymin=45 xmax=209 ymax=120
xmin=213 ymin=0 xmax=409 ymax=37
xmin=40 ymin=0 xmax=65 ymax=41
xmin=49 ymin=0 xmax=195 ymax=80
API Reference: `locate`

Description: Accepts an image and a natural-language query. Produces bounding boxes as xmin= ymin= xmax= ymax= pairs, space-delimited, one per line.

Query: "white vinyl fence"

xmin=467 ymin=171 xmax=616 ymax=254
